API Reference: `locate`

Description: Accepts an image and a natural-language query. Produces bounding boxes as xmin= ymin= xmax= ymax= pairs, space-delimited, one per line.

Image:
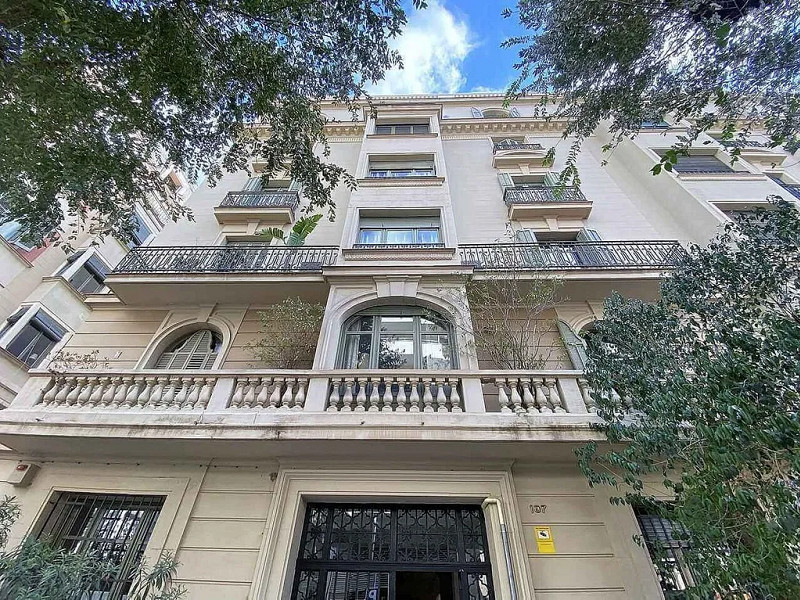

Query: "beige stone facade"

xmin=0 ymin=93 xmax=798 ymax=599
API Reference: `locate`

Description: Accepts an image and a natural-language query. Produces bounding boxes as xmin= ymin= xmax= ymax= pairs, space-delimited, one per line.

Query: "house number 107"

xmin=529 ymin=504 xmax=547 ymax=514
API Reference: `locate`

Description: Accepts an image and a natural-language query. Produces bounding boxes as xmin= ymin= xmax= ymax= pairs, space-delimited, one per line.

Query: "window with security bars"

xmin=634 ymin=508 xmax=695 ymax=598
xmin=154 ymin=329 xmax=221 ymax=369
xmin=292 ymin=504 xmax=494 ymax=600
xmin=36 ymin=492 xmax=165 ymax=600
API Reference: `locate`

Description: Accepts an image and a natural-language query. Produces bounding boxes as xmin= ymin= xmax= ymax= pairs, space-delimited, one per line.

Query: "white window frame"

xmin=0 ymin=303 xmax=71 ymax=368
xmin=366 ymin=154 xmax=437 ymax=179
xmin=56 ymin=248 xmax=111 ymax=295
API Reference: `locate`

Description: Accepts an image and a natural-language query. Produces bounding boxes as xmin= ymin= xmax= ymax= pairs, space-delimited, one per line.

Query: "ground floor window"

xmin=36 ymin=492 xmax=165 ymax=600
xmin=292 ymin=504 xmax=494 ymax=600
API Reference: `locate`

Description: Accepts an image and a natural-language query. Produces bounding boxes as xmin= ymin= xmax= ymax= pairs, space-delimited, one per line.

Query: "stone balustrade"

xmin=18 ymin=370 xmax=598 ymax=417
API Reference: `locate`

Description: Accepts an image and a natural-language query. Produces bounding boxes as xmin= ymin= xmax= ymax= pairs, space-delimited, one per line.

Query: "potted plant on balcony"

xmin=257 ymin=214 xmax=322 ymax=270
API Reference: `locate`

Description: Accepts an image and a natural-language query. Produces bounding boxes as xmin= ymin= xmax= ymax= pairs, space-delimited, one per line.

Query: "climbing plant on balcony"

xmin=247 ymin=297 xmax=324 ymax=369
xmin=0 ymin=496 xmax=184 ymax=599
xmin=0 ymin=0 xmax=426 ymax=247
xmin=506 ymin=0 xmax=800 ymax=183
xmin=577 ymin=198 xmax=800 ymax=599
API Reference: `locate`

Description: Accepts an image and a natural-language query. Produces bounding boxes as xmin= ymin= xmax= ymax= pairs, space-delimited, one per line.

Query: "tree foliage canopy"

xmin=1 ymin=0 xmax=424 ymax=245
xmin=577 ymin=199 xmax=800 ymax=599
xmin=506 ymin=0 xmax=800 ymax=182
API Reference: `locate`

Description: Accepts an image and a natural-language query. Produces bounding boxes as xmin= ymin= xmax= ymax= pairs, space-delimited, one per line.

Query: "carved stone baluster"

xmin=66 ymin=377 xmax=86 ymax=407
xmin=409 ymin=379 xmax=420 ymax=413
xmin=100 ymin=377 xmax=118 ymax=407
xmin=281 ymin=379 xmax=295 ymax=411
xmin=197 ymin=378 xmax=213 ymax=410
xmin=136 ymin=377 xmax=155 ymax=409
xmin=381 ymin=380 xmax=394 ymax=412
xmin=435 ymin=381 xmax=448 ymax=413
xmin=547 ymin=378 xmax=566 ymax=413
xmin=422 ymin=379 xmax=434 ymax=413
xmin=110 ymin=377 xmax=129 ymax=408
xmin=158 ymin=377 xmax=177 ymax=410
xmin=41 ymin=377 xmax=63 ymax=407
xmin=124 ymin=377 xmax=142 ymax=408
xmin=185 ymin=377 xmax=201 ymax=409
xmin=449 ymin=380 xmax=462 ymax=413
xmin=88 ymin=377 xmax=107 ymax=407
xmin=229 ymin=379 xmax=246 ymax=409
xmin=327 ymin=380 xmax=342 ymax=412
xmin=577 ymin=378 xmax=596 ymax=413
xmin=255 ymin=378 xmax=270 ymax=409
xmin=148 ymin=377 xmax=166 ymax=408
xmin=521 ymin=379 xmax=536 ymax=415
xmin=368 ymin=382 xmax=380 ymax=412
xmin=267 ymin=379 xmax=282 ymax=410
xmin=354 ymin=380 xmax=367 ymax=412
xmin=396 ymin=379 xmax=409 ymax=412
xmin=171 ymin=377 xmax=191 ymax=409
xmin=497 ymin=379 xmax=512 ymax=413
xmin=243 ymin=378 xmax=257 ymax=409
xmin=510 ymin=379 xmax=524 ymax=414
xmin=54 ymin=377 xmax=75 ymax=407
xmin=533 ymin=379 xmax=552 ymax=413
xmin=76 ymin=377 xmax=96 ymax=407
xmin=341 ymin=380 xmax=354 ymax=412
xmin=293 ymin=379 xmax=306 ymax=411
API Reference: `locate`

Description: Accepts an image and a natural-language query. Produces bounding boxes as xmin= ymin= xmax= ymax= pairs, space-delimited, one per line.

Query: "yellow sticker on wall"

xmin=534 ymin=526 xmax=556 ymax=553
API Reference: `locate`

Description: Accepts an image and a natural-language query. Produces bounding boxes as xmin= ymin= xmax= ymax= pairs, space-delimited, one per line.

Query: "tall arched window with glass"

xmin=339 ymin=308 xmax=456 ymax=370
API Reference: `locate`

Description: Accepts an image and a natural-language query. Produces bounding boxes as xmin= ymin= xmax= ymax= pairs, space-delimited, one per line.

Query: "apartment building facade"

xmin=0 ymin=93 xmax=797 ymax=600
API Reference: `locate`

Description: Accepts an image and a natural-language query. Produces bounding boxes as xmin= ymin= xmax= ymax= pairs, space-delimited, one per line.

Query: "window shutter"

xmin=673 ymin=155 xmax=732 ymax=173
xmin=497 ymin=172 xmax=514 ymax=193
xmin=515 ymin=229 xmax=537 ymax=243
xmin=243 ymin=177 xmax=263 ymax=191
xmin=509 ymin=107 xmax=521 ymax=118
xmin=85 ymin=255 xmax=109 ymax=279
xmin=155 ymin=329 xmax=219 ymax=370
xmin=288 ymin=179 xmax=302 ymax=192
xmin=543 ymin=172 xmax=560 ymax=187
xmin=576 ymin=228 xmax=602 ymax=242
xmin=471 ymin=107 xmax=483 ymax=118
xmin=557 ymin=320 xmax=589 ymax=370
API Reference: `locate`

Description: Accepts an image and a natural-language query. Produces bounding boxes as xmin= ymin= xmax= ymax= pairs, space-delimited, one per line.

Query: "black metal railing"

xmin=218 ymin=190 xmax=299 ymax=209
xmin=504 ymin=186 xmax=589 ymax=205
xmin=493 ymin=142 xmax=544 ymax=154
xmin=352 ymin=243 xmax=447 ymax=250
xmin=718 ymin=140 xmax=770 ymax=149
xmin=113 ymin=245 xmax=338 ymax=274
xmin=460 ymin=241 xmax=684 ymax=271
xmin=772 ymin=181 xmax=800 ymax=200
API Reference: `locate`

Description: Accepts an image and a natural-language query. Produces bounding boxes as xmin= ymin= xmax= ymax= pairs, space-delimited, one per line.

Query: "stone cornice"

xmin=440 ymin=118 xmax=571 ymax=137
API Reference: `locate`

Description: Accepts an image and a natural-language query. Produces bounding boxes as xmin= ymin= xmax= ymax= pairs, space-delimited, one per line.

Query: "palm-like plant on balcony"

xmin=258 ymin=214 xmax=322 ymax=247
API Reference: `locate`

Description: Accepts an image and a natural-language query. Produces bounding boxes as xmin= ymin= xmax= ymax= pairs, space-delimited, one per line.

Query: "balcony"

xmin=213 ymin=190 xmax=299 ymax=225
xmin=503 ymin=186 xmax=592 ymax=220
xmin=105 ymin=245 xmax=339 ymax=305
xmin=0 ymin=368 xmax=601 ymax=456
xmin=460 ymin=241 xmax=684 ymax=272
xmin=492 ymin=142 xmax=548 ymax=168
xmin=493 ymin=142 xmax=543 ymax=154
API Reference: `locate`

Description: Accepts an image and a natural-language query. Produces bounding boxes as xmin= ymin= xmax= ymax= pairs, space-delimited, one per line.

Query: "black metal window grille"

xmin=36 ymin=492 xmax=165 ymax=600
xmin=292 ymin=504 xmax=494 ymax=600
xmin=634 ymin=509 xmax=695 ymax=598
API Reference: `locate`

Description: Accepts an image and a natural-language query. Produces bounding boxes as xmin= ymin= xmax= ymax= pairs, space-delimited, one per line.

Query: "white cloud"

xmin=469 ymin=85 xmax=508 ymax=94
xmin=369 ymin=1 xmax=474 ymax=95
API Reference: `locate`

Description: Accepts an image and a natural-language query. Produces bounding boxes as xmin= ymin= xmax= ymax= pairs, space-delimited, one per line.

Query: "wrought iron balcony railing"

xmin=113 ymin=245 xmax=339 ymax=274
xmin=492 ymin=142 xmax=544 ymax=154
xmin=352 ymin=243 xmax=446 ymax=250
xmin=460 ymin=241 xmax=684 ymax=271
xmin=504 ymin=186 xmax=589 ymax=205
xmin=718 ymin=140 xmax=770 ymax=149
xmin=219 ymin=190 xmax=299 ymax=209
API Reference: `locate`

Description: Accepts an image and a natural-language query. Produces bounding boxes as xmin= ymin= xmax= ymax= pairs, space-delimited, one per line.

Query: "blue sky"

xmin=368 ymin=1 xmax=528 ymax=95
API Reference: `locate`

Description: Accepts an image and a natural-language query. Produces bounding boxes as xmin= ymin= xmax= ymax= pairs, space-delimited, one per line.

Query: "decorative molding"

xmin=342 ymin=246 xmax=456 ymax=261
xmin=676 ymin=172 xmax=766 ymax=181
xmin=440 ymin=118 xmax=571 ymax=137
xmin=322 ymin=122 xmax=366 ymax=139
xmin=366 ymin=133 xmax=439 ymax=140
xmin=357 ymin=176 xmax=445 ymax=187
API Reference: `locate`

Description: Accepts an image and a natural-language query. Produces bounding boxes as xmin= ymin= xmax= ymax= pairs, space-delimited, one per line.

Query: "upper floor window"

xmin=658 ymin=152 xmax=733 ymax=174
xmin=374 ymin=122 xmax=430 ymax=135
xmin=339 ymin=307 xmax=455 ymax=370
xmin=768 ymin=174 xmax=800 ymax=199
xmin=58 ymin=251 xmax=110 ymax=294
xmin=128 ymin=210 xmax=153 ymax=248
xmin=472 ymin=106 xmax=520 ymax=119
xmin=36 ymin=492 xmax=165 ymax=600
xmin=357 ymin=215 xmax=442 ymax=246
xmin=154 ymin=329 xmax=221 ymax=369
xmin=641 ymin=119 xmax=669 ymax=129
xmin=0 ymin=307 xmax=66 ymax=367
xmin=368 ymin=156 xmax=436 ymax=179
xmin=0 ymin=197 xmax=35 ymax=251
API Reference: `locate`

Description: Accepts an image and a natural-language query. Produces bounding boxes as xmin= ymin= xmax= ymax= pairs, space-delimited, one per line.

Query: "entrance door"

xmin=291 ymin=504 xmax=495 ymax=600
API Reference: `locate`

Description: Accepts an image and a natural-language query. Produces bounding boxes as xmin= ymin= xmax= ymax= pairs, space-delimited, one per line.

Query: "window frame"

xmin=366 ymin=155 xmax=437 ymax=179
xmin=634 ymin=506 xmax=697 ymax=595
xmin=373 ymin=122 xmax=431 ymax=135
xmin=152 ymin=328 xmax=223 ymax=370
xmin=337 ymin=307 xmax=457 ymax=370
xmin=57 ymin=249 xmax=111 ymax=295
xmin=0 ymin=305 xmax=68 ymax=368
xmin=357 ymin=226 xmax=442 ymax=246
xmin=127 ymin=208 xmax=156 ymax=248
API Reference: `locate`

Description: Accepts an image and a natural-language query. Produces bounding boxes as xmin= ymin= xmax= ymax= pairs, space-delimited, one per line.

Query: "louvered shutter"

xmin=288 ymin=179 xmax=302 ymax=192
xmin=576 ymin=228 xmax=617 ymax=266
xmin=471 ymin=107 xmax=483 ymax=118
xmin=515 ymin=229 xmax=537 ymax=243
xmin=509 ymin=107 xmax=521 ymax=118
xmin=576 ymin=228 xmax=602 ymax=242
xmin=673 ymin=155 xmax=732 ymax=173
xmin=497 ymin=172 xmax=514 ymax=193
xmin=557 ymin=320 xmax=588 ymax=370
xmin=543 ymin=172 xmax=560 ymax=187
xmin=155 ymin=329 xmax=219 ymax=369
xmin=243 ymin=177 xmax=263 ymax=191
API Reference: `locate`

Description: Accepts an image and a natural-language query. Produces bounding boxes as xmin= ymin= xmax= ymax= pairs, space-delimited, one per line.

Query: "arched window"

xmin=154 ymin=329 xmax=222 ymax=369
xmin=339 ymin=307 xmax=456 ymax=370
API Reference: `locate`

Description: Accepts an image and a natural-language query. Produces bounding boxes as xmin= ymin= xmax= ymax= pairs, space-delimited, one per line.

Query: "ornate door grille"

xmin=292 ymin=504 xmax=494 ymax=600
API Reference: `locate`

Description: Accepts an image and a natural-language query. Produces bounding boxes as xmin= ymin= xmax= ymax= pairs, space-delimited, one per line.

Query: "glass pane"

xmin=323 ymin=571 xmax=389 ymax=600
xmin=7 ymin=326 xmax=55 ymax=367
xmin=396 ymin=508 xmax=458 ymax=563
xmin=374 ymin=125 xmax=391 ymax=134
xmin=347 ymin=316 xmax=374 ymax=332
xmin=390 ymin=170 xmax=412 ymax=178
xmin=329 ymin=507 xmax=391 ymax=561
xmin=420 ymin=317 xmax=447 ymax=333
xmin=461 ymin=508 xmax=488 ymax=563
xmin=358 ymin=229 xmax=383 ymax=244
xmin=394 ymin=125 xmax=412 ymax=134
xmin=385 ymin=229 xmax=414 ymax=244
xmin=379 ymin=316 xmax=414 ymax=332
xmin=416 ymin=228 xmax=440 ymax=244
xmin=343 ymin=334 xmax=372 ymax=369
xmin=466 ymin=573 xmax=492 ymax=600
xmin=421 ymin=334 xmax=452 ymax=370
xmin=302 ymin=506 xmax=328 ymax=559
xmin=69 ymin=265 xmax=104 ymax=294
xmin=295 ymin=570 xmax=320 ymax=600
xmin=378 ymin=333 xmax=414 ymax=369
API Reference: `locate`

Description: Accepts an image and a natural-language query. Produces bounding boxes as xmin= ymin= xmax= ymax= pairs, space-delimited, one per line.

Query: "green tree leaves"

xmin=578 ymin=199 xmax=800 ymax=598
xmin=0 ymin=0 xmax=424 ymax=246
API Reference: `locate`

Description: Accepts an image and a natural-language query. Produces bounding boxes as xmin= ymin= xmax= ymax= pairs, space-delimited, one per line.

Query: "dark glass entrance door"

xmin=291 ymin=504 xmax=495 ymax=600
